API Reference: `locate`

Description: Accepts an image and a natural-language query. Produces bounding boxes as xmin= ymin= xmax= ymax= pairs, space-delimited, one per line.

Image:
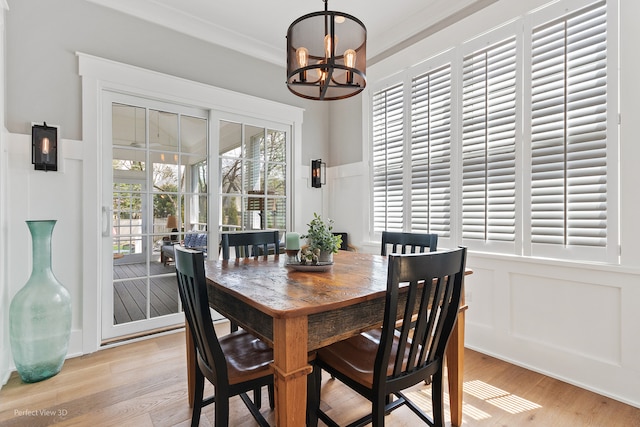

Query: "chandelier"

xmin=286 ymin=0 xmax=367 ymax=101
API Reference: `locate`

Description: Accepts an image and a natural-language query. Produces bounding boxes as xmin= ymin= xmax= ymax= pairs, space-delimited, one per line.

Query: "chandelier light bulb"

xmin=344 ymin=49 xmax=356 ymax=68
xmin=296 ymin=47 xmax=309 ymax=68
xmin=324 ymin=34 xmax=338 ymax=59
xmin=344 ymin=49 xmax=356 ymax=84
xmin=296 ymin=47 xmax=309 ymax=81
xmin=320 ymin=66 xmax=328 ymax=86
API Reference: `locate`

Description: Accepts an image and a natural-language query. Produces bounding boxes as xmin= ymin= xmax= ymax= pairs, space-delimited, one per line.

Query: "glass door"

xmin=102 ymin=92 xmax=209 ymax=341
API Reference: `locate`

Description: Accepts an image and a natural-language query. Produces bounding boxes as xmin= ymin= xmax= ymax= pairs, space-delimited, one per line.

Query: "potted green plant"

xmin=301 ymin=213 xmax=342 ymax=263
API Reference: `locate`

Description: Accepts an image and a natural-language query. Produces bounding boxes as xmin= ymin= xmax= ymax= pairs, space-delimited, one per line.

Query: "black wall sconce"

xmin=32 ymin=122 xmax=58 ymax=171
xmin=311 ymin=159 xmax=326 ymax=188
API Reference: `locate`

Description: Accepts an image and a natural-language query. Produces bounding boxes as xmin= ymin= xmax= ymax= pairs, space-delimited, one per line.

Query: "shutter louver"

xmin=530 ymin=1 xmax=607 ymax=248
xmin=373 ymin=83 xmax=405 ymax=232
xmin=462 ymin=37 xmax=517 ymax=243
xmin=410 ymin=65 xmax=452 ymax=237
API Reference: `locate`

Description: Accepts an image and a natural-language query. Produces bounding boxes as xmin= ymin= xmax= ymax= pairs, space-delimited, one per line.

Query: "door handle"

xmin=102 ymin=206 xmax=112 ymax=237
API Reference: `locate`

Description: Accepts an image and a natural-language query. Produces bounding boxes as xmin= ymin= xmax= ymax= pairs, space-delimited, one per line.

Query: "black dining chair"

xmin=381 ymin=231 xmax=439 ymax=335
xmin=220 ymin=230 xmax=281 ymax=333
xmin=220 ymin=230 xmax=281 ymax=260
xmin=174 ymin=246 xmax=274 ymax=427
xmin=380 ymin=231 xmax=438 ymax=256
xmin=333 ymin=232 xmax=358 ymax=252
xmin=308 ymin=247 xmax=467 ymax=427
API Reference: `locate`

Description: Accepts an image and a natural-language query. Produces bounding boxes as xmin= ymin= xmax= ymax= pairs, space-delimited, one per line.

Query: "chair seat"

xmin=317 ymin=329 xmax=412 ymax=389
xmin=220 ymin=330 xmax=273 ymax=385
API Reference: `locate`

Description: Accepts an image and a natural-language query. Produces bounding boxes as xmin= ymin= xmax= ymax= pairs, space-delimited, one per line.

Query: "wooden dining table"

xmin=185 ymin=250 xmax=469 ymax=426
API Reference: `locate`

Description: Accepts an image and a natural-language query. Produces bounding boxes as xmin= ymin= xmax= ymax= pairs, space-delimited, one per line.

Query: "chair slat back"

xmin=381 ymin=231 xmax=438 ymax=256
xmin=221 ymin=230 xmax=280 ymax=260
xmin=174 ymin=246 xmax=227 ymax=385
xmin=374 ymin=247 xmax=466 ymax=389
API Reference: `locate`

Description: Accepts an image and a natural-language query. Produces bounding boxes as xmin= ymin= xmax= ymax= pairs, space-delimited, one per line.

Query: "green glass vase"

xmin=9 ymin=220 xmax=72 ymax=383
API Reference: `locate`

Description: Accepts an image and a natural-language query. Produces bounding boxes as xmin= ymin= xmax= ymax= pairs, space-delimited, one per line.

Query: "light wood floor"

xmin=1 ymin=328 xmax=638 ymax=427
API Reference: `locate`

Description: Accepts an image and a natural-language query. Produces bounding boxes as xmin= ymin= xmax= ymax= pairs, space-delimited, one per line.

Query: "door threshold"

xmin=101 ymin=324 xmax=185 ymax=347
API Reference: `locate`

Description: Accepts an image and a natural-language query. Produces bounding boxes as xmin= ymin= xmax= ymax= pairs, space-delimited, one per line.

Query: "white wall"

xmin=329 ymin=0 xmax=640 ymax=409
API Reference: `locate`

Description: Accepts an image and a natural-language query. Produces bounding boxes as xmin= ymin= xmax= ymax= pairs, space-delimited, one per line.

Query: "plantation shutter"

xmin=530 ymin=1 xmax=608 ymax=248
xmin=410 ymin=65 xmax=452 ymax=237
xmin=372 ymin=83 xmax=405 ymax=232
xmin=461 ymin=37 xmax=517 ymax=243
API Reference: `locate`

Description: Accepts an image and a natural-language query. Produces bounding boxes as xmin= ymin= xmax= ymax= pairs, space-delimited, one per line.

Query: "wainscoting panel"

xmin=464 ymin=267 xmax=496 ymax=330
xmin=327 ymin=162 xmax=366 ymax=247
xmin=509 ymin=273 xmax=621 ymax=365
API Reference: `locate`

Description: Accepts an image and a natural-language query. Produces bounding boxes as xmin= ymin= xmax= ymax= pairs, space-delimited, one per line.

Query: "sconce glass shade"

xmin=32 ymin=122 xmax=58 ymax=171
xmin=311 ymin=159 xmax=326 ymax=188
xmin=287 ymin=1 xmax=366 ymax=101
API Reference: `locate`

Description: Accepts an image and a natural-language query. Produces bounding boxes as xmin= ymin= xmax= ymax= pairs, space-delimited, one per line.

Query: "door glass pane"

xmin=243 ymin=160 xmax=264 ymax=193
xmin=150 ymin=110 xmax=178 ymax=152
xmin=191 ymin=159 xmax=208 ymax=193
xmin=267 ymin=198 xmax=286 ymax=230
xmin=113 ymin=279 xmax=148 ymax=324
xmin=221 ymin=158 xmax=241 ymax=194
xmin=244 ymin=197 xmax=263 ymax=230
xmin=152 ymin=152 xmax=180 ymax=192
xmin=190 ymin=194 xmax=208 ymax=231
xmin=149 ymin=273 xmax=181 ymax=319
xmin=244 ymin=125 xmax=264 ymax=159
xmin=266 ymin=129 xmax=286 ymax=162
xmin=112 ymin=186 xmax=143 ymax=259
xmin=112 ymin=104 xmax=145 ymax=148
xmin=182 ymin=116 xmax=207 ymax=156
xmin=220 ymin=121 xmax=241 ymax=155
xmin=267 ymin=164 xmax=286 ymax=196
xmin=221 ymin=195 xmax=242 ymax=231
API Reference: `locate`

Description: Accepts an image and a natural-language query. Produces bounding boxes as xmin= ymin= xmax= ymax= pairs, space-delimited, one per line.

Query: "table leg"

xmin=446 ymin=304 xmax=466 ymax=426
xmin=185 ymin=321 xmax=195 ymax=408
xmin=272 ymin=316 xmax=313 ymax=427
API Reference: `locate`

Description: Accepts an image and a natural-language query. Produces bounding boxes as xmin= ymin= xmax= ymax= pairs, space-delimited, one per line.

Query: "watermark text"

xmin=14 ymin=408 xmax=68 ymax=417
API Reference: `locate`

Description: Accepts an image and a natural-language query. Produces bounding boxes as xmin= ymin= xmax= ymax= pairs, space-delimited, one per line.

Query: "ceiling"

xmin=87 ymin=0 xmax=497 ymax=66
